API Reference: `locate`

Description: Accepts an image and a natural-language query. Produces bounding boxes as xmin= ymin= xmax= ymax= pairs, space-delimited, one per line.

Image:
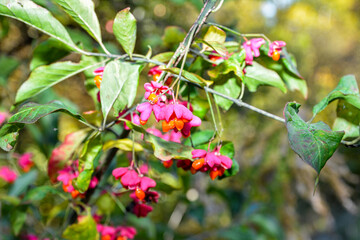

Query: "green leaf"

xmin=11 ymin=207 xmax=27 ymax=235
xmin=9 ymin=101 xmax=86 ymax=124
xmin=150 ymin=52 xmax=174 ymax=67
xmin=184 ymin=130 xmax=214 ymax=147
xmin=146 ymin=133 xmax=194 ymax=161
xmin=103 ymin=139 xmax=143 ymax=152
xmin=0 ymin=0 xmax=77 ymax=50
xmin=54 ymin=0 xmax=102 ymax=45
xmin=284 ymin=102 xmax=344 ymax=174
xmin=244 ymin=62 xmax=287 ymax=93
xmin=9 ymin=170 xmax=38 ymax=196
xmin=113 ymin=63 xmax=144 ymax=111
xmin=113 ymin=7 xmax=136 ymax=58
xmin=191 ymin=97 xmax=209 ymax=119
xmin=161 ymin=67 xmax=213 ymax=86
xmin=100 ymin=61 xmax=139 ymax=122
xmin=62 ymin=214 xmax=99 ymax=240
xmin=30 ymin=38 xmax=70 ymax=70
xmin=279 ymin=69 xmax=308 ymax=98
xmin=208 ymin=51 xmax=245 ymax=80
xmin=333 ymin=100 xmax=360 ymax=139
xmin=74 ymin=134 xmax=102 ymax=193
xmin=15 ymin=58 xmax=104 ymax=103
xmin=0 ymin=123 xmax=23 ymax=151
xmin=213 ymin=78 xmax=241 ymax=110
xmin=313 ymin=75 xmax=360 ymax=116
xmin=23 ymin=186 xmax=62 ymax=201
xmin=202 ymin=26 xmax=227 ymax=55
xmin=155 ymin=172 xmax=182 ymax=193
xmin=0 ymin=54 xmax=19 ymax=85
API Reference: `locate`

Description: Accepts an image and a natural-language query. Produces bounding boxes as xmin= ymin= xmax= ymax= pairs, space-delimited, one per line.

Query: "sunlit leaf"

xmin=213 ymin=78 xmax=241 ymax=110
xmin=103 ymin=139 xmax=143 ymax=152
xmin=0 ymin=0 xmax=77 ymax=50
xmin=208 ymin=51 xmax=245 ymax=79
xmin=162 ymin=26 xmax=186 ymax=49
xmin=244 ymin=62 xmax=287 ymax=93
xmin=11 ymin=207 xmax=27 ymax=235
xmin=333 ymin=100 xmax=360 ymax=139
xmin=150 ymin=52 xmax=174 ymax=67
xmin=313 ymin=75 xmax=360 ymax=117
xmin=54 ymin=0 xmax=103 ymax=45
xmin=9 ymin=101 xmax=86 ymax=124
xmin=113 ymin=7 xmax=136 ymax=58
xmin=62 ymin=214 xmax=99 ymax=240
xmin=284 ymin=102 xmax=344 ymax=174
xmin=184 ymin=130 xmax=214 ymax=147
xmin=16 ymin=58 xmax=104 ymax=103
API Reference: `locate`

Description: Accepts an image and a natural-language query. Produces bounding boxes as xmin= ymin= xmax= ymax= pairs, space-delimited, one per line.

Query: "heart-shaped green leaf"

xmin=284 ymin=102 xmax=344 ymax=174
xmin=113 ymin=7 xmax=136 ymax=58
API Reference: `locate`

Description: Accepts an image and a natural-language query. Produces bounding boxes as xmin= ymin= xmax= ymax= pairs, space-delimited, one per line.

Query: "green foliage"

xmin=184 ymin=130 xmax=214 ymax=147
xmin=74 ymin=134 xmax=102 ymax=193
xmin=9 ymin=170 xmax=38 ymax=196
xmin=0 ymin=55 xmax=19 ymax=85
xmin=333 ymin=100 xmax=360 ymax=139
xmin=113 ymin=7 xmax=137 ymax=58
xmin=0 ymin=123 xmax=23 ymax=151
xmin=62 ymin=214 xmax=99 ymax=240
xmin=9 ymin=101 xmax=85 ymax=123
xmin=15 ymin=58 xmax=103 ymax=103
xmin=161 ymin=66 xmax=213 ymax=86
xmin=244 ymin=61 xmax=287 ymax=93
xmin=313 ymin=75 xmax=360 ymax=116
xmin=23 ymin=186 xmax=63 ymax=202
xmin=11 ymin=207 xmax=27 ymax=235
xmin=103 ymin=138 xmax=143 ymax=152
xmin=54 ymin=0 xmax=103 ymax=45
xmin=0 ymin=0 xmax=77 ymax=50
xmin=202 ymin=25 xmax=227 ymax=55
xmin=213 ymin=77 xmax=241 ymax=110
xmin=146 ymin=133 xmax=194 ymax=161
xmin=162 ymin=26 xmax=186 ymax=49
xmin=284 ymin=102 xmax=344 ymax=174
xmin=208 ymin=51 xmax=245 ymax=79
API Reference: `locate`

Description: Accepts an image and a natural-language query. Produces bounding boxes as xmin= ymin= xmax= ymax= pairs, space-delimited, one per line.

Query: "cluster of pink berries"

xmin=243 ymin=39 xmax=286 ymax=65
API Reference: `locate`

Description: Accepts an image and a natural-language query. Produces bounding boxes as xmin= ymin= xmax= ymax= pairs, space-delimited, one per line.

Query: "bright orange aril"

xmin=101 ymin=235 xmax=112 ymax=240
xmin=140 ymin=120 xmax=147 ymax=125
xmin=209 ymin=170 xmax=219 ymax=180
xmin=190 ymin=167 xmax=197 ymax=174
xmin=162 ymin=120 xmax=175 ymax=132
xmin=174 ymin=118 xmax=185 ymax=130
xmin=272 ymin=50 xmax=280 ymax=61
xmin=135 ymin=188 xmax=146 ymax=200
xmin=94 ymin=75 xmax=102 ymax=89
xmin=71 ymin=190 xmax=80 ymax=199
xmin=153 ymin=73 xmax=161 ymax=82
xmin=148 ymin=93 xmax=158 ymax=103
xmin=192 ymin=158 xmax=205 ymax=170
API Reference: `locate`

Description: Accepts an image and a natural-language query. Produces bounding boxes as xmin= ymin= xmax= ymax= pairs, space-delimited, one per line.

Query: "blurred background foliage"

xmin=1 ymin=0 xmax=360 ymax=239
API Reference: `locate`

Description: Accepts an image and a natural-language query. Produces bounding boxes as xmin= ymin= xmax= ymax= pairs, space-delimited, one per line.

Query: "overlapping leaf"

xmin=16 ymin=58 xmax=104 ymax=103
xmin=284 ymin=102 xmax=344 ymax=174
xmin=54 ymin=0 xmax=102 ymax=45
xmin=313 ymin=75 xmax=360 ymax=116
xmin=0 ymin=0 xmax=77 ymax=50
xmin=213 ymin=78 xmax=241 ymax=110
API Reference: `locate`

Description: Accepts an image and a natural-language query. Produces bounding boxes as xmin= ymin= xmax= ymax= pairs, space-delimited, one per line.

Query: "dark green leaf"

xmin=9 ymin=101 xmax=86 ymax=124
xmin=23 ymin=186 xmax=62 ymax=201
xmin=62 ymin=214 xmax=99 ymax=240
xmin=244 ymin=62 xmax=287 ymax=93
xmin=150 ymin=52 xmax=174 ymax=67
xmin=184 ymin=130 xmax=214 ymax=147
xmin=284 ymin=102 xmax=344 ymax=174
xmin=0 ymin=123 xmax=24 ymax=151
xmin=30 ymin=38 xmax=70 ymax=70
xmin=16 ymin=57 xmax=104 ymax=103
xmin=146 ymin=133 xmax=194 ymax=161
xmin=74 ymin=134 xmax=102 ymax=193
xmin=313 ymin=75 xmax=360 ymax=116
xmin=113 ymin=7 xmax=136 ymax=58
xmin=213 ymin=78 xmax=241 ymax=110
xmin=54 ymin=0 xmax=103 ymax=45
xmin=0 ymin=0 xmax=77 ymax=50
